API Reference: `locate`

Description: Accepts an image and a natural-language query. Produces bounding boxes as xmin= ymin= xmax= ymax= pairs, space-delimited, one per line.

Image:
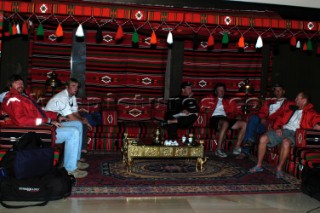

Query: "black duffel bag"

xmin=0 ymin=167 xmax=75 ymax=208
xmin=0 ymin=132 xmax=54 ymax=179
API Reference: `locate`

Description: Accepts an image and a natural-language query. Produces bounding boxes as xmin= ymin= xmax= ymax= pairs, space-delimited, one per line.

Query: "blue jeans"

xmin=242 ymin=115 xmax=266 ymax=155
xmin=55 ymin=121 xmax=83 ymax=172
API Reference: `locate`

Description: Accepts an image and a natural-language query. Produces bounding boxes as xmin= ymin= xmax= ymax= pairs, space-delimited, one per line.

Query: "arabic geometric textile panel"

xmin=182 ymin=50 xmax=264 ymax=99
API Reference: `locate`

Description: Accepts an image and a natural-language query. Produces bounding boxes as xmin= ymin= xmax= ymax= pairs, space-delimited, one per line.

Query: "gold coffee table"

xmin=121 ymin=133 xmax=207 ymax=172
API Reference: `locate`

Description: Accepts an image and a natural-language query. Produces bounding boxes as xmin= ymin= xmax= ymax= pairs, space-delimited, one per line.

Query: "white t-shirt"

xmin=45 ymin=89 xmax=78 ymax=116
xmin=283 ymin=109 xmax=302 ymax=131
xmin=212 ymin=98 xmax=227 ymax=117
xmin=269 ymin=99 xmax=284 ymax=115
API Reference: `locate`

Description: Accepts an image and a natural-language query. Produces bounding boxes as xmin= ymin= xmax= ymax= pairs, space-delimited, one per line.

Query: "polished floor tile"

xmin=1 ymin=193 xmax=320 ymax=213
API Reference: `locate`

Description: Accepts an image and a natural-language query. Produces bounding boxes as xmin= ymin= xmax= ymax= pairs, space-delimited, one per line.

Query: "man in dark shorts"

xmin=249 ymin=92 xmax=320 ymax=178
xmin=161 ymin=82 xmax=199 ymax=139
xmin=200 ymin=83 xmax=246 ymax=158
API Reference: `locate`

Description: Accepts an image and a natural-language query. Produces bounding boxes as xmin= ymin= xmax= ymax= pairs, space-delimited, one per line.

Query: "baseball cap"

xmin=272 ymin=83 xmax=285 ymax=90
xmin=180 ymin=82 xmax=193 ymax=89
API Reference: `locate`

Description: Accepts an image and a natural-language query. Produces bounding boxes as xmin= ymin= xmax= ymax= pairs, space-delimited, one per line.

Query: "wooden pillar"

xmin=260 ymin=43 xmax=271 ymax=97
xmin=164 ymin=40 xmax=185 ymax=99
xmin=71 ymin=30 xmax=86 ymax=98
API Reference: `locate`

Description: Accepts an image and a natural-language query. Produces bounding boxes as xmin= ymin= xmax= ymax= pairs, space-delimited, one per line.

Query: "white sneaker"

xmin=68 ymin=169 xmax=88 ymax=178
xmin=77 ymin=161 xmax=90 ymax=170
xmin=233 ymin=147 xmax=241 ymax=155
xmin=215 ymin=149 xmax=228 ymax=158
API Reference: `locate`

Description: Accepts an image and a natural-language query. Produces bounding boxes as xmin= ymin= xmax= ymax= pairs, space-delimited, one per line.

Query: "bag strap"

xmin=0 ymin=200 xmax=48 ymax=208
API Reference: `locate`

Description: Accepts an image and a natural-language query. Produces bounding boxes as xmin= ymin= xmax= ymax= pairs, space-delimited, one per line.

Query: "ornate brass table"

xmin=121 ymin=133 xmax=207 ymax=172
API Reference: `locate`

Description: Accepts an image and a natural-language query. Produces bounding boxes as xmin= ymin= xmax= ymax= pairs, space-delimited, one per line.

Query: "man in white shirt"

xmin=200 ymin=83 xmax=247 ymax=158
xmin=249 ymin=92 xmax=320 ymax=178
xmin=45 ymin=78 xmax=92 ymax=154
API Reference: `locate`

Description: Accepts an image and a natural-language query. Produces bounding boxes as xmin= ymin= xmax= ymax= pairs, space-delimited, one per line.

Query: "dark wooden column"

xmin=164 ymin=40 xmax=185 ymax=98
xmin=71 ymin=31 xmax=86 ymax=98
xmin=0 ymin=37 xmax=29 ymax=91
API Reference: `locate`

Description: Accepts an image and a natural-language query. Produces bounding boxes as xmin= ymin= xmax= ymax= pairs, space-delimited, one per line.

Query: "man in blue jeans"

xmin=236 ymin=84 xmax=293 ymax=159
xmin=2 ymin=75 xmax=88 ymax=178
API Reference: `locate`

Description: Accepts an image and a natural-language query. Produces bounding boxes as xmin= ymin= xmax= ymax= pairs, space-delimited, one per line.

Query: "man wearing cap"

xmin=161 ymin=82 xmax=199 ymax=139
xmin=200 ymin=82 xmax=247 ymax=158
xmin=236 ymin=84 xmax=294 ymax=159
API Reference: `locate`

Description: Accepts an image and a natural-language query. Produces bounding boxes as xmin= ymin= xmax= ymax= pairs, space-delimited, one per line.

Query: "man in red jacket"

xmin=200 ymin=82 xmax=246 ymax=158
xmin=236 ymin=84 xmax=294 ymax=159
xmin=2 ymin=75 xmax=88 ymax=178
xmin=249 ymin=92 xmax=320 ymax=178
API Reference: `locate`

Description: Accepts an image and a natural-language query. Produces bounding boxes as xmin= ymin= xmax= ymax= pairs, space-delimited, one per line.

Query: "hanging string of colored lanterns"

xmin=2 ymin=12 xmax=320 ymax=53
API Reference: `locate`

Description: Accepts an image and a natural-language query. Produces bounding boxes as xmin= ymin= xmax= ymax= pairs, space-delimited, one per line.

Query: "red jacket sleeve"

xmin=3 ymin=95 xmax=51 ymax=126
xmin=257 ymin=101 xmax=269 ymax=119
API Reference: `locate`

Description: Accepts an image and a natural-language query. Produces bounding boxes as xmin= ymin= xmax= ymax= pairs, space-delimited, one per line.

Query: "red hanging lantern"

xmin=238 ymin=35 xmax=245 ymax=48
xmin=115 ymin=25 xmax=124 ymax=41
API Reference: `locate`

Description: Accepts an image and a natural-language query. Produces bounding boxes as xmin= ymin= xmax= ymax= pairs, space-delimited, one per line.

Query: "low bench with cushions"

xmin=0 ymin=94 xmax=259 ymax=152
xmin=73 ymin=95 xmax=260 ymax=152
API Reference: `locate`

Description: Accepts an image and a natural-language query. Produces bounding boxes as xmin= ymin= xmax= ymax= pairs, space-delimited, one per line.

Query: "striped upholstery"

xmin=0 ymin=125 xmax=56 ymax=149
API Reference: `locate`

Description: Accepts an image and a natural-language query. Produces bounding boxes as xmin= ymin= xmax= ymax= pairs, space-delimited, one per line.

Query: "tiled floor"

xmin=1 ymin=193 xmax=320 ymax=212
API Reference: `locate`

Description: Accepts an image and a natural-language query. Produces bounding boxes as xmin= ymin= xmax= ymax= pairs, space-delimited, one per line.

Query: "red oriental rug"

xmin=71 ymin=152 xmax=301 ymax=197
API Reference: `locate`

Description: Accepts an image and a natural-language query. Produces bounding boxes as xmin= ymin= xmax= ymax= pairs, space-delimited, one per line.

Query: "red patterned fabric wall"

xmin=28 ymin=30 xmax=266 ymax=99
xmin=28 ymin=27 xmax=168 ymax=98
xmin=28 ymin=26 xmax=73 ymax=92
xmin=182 ymin=50 xmax=263 ymax=99
xmin=85 ymin=30 xmax=167 ymax=98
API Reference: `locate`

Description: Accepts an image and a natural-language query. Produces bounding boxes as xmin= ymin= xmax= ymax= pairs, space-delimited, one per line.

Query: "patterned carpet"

xmin=71 ymin=152 xmax=301 ymax=197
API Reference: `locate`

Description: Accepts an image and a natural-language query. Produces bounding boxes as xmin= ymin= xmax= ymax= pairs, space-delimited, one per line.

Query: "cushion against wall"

xmin=101 ymin=110 xmax=118 ymax=126
xmin=193 ymin=112 xmax=207 ymax=127
xmin=77 ymin=97 xmax=101 ymax=112
xmin=101 ymin=97 xmax=116 ymax=110
xmin=117 ymin=98 xmax=153 ymax=121
xmin=153 ymin=99 xmax=167 ymax=121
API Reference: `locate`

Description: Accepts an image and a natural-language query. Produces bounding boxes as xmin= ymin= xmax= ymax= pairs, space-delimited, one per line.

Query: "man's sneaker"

xmin=215 ymin=149 xmax=228 ymax=158
xmin=77 ymin=161 xmax=89 ymax=170
xmin=68 ymin=169 xmax=88 ymax=178
xmin=232 ymin=147 xmax=241 ymax=155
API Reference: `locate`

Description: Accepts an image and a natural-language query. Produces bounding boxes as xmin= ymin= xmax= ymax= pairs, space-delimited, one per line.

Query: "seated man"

xmin=45 ymin=78 xmax=92 ymax=155
xmin=249 ymin=92 xmax=320 ymax=178
xmin=237 ymin=84 xmax=294 ymax=159
xmin=161 ymin=82 xmax=199 ymax=139
xmin=2 ymin=74 xmax=88 ymax=178
xmin=200 ymin=82 xmax=246 ymax=158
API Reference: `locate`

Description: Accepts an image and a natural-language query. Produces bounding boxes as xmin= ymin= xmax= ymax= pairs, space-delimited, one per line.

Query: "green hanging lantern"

xmin=222 ymin=32 xmax=229 ymax=45
xmin=37 ymin=23 xmax=44 ymax=36
xmin=307 ymin=39 xmax=313 ymax=51
xmin=132 ymin=30 xmax=139 ymax=43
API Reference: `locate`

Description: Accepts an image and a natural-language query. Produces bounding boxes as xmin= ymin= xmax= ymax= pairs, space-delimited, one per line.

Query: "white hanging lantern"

xmin=167 ymin=31 xmax=173 ymax=45
xmin=255 ymin=36 xmax=263 ymax=48
xmin=75 ymin=24 xmax=84 ymax=37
